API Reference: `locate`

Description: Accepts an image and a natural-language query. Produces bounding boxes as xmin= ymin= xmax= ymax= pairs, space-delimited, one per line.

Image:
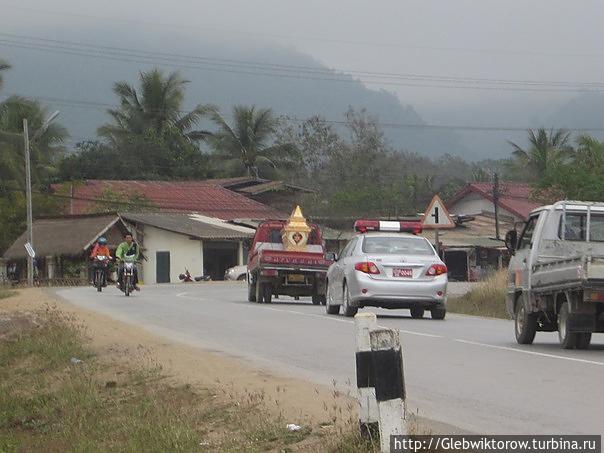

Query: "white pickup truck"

xmin=505 ymin=200 xmax=604 ymax=349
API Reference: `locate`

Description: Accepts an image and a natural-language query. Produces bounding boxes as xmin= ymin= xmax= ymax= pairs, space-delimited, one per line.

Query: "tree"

xmin=209 ymin=105 xmax=297 ymax=179
xmin=508 ymin=128 xmax=572 ymax=179
xmin=98 ymin=69 xmax=212 ymax=144
xmin=0 ymin=59 xmax=10 ymax=91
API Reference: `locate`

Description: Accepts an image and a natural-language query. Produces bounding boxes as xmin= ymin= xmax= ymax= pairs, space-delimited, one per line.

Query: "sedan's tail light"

xmin=426 ymin=264 xmax=447 ymax=276
xmin=355 ymin=262 xmax=380 ymax=274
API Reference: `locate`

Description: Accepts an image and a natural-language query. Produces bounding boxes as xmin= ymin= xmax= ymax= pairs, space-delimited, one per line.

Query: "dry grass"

xmin=447 ymin=271 xmax=510 ymax=319
xmin=0 ymin=289 xmax=16 ymax=300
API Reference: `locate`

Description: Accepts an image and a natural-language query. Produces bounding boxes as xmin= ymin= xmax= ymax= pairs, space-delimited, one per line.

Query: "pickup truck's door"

xmin=509 ymin=214 xmax=540 ymax=294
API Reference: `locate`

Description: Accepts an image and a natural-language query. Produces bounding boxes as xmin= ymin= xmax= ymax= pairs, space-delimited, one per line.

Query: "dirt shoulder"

xmin=1 ymin=288 xmax=354 ymax=428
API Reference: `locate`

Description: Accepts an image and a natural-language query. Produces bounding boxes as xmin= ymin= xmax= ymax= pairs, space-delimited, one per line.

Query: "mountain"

xmin=0 ymin=25 xmax=466 ymax=158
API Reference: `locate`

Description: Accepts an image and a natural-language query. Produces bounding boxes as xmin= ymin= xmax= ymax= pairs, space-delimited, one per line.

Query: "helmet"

xmin=98 ymin=237 xmax=107 ymax=245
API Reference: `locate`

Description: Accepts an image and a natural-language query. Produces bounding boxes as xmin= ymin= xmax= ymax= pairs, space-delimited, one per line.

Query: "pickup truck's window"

xmin=518 ymin=216 xmax=538 ymax=249
xmin=362 ymin=236 xmax=435 ymax=255
xmin=558 ymin=213 xmax=604 ymax=242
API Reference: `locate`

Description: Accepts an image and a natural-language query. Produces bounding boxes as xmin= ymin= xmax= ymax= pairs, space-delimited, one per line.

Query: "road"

xmin=57 ymin=283 xmax=604 ymax=436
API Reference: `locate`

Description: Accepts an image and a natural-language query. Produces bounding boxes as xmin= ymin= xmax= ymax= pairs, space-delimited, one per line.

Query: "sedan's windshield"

xmin=362 ymin=236 xmax=435 ymax=255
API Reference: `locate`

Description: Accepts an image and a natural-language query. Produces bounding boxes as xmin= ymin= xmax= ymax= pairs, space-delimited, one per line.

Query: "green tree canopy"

xmin=508 ymin=128 xmax=572 ymax=179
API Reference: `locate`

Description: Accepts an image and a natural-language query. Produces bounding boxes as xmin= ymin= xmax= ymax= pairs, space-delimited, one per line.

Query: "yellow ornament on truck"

xmin=281 ymin=205 xmax=312 ymax=251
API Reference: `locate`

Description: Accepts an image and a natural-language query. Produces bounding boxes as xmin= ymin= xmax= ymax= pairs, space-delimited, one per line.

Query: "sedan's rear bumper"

xmin=348 ymin=273 xmax=447 ymax=308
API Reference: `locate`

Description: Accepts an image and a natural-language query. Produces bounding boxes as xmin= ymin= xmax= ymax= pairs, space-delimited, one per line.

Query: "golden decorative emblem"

xmin=282 ymin=205 xmax=311 ymax=251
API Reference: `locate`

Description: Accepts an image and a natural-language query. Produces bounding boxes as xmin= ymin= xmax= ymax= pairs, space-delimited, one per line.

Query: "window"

xmin=558 ymin=213 xmax=604 ymax=242
xmin=269 ymin=229 xmax=282 ymax=243
xmin=518 ymin=216 xmax=538 ymax=249
xmin=361 ymin=236 xmax=435 ymax=255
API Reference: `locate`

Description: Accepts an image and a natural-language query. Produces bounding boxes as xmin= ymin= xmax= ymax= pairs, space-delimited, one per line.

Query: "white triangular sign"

xmin=422 ymin=195 xmax=455 ymax=229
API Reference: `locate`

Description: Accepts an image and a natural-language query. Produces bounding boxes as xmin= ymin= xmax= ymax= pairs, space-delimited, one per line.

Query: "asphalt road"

xmin=57 ymin=283 xmax=604 ymax=436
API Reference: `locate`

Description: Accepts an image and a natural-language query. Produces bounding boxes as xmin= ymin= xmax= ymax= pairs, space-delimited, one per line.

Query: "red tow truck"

xmin=247 ymin=218 xmax=334 ymax=304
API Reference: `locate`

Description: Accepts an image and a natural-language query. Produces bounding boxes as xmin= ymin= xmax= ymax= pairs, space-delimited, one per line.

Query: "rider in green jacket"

xmin=116 ymin=233 xmax=140 ymax=291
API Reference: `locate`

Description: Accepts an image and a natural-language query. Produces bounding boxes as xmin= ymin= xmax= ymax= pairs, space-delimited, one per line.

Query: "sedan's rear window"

xmin=362 ymin=236 xmax=435 ymax=255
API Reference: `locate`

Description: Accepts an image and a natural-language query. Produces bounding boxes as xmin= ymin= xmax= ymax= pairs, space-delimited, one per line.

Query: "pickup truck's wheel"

xmin=558 ymin=302 xmax=586 ymax=349
xmin=410 ymin=306 xmax=425 ymax=319
xmin=262 ymin=283 xmax=272 ymax=304
xmin=515 ymin=301 xmax=537 ymax=344
xmin=431 ymin=307 xmax=446 ymax=320
xmin=248 ymin=283 xmax=256 ymax=302
xmin=342 ymin=283 xmax=358 ymax=317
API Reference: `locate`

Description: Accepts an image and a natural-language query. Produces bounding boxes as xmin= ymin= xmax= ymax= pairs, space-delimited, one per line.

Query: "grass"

xmin=447 ymin=271 xmax=510 ymax=319
xmin=0 ymin=289 xmax=16 ymax=300
xmin=0 ymin=306 xmax=374 ymax=452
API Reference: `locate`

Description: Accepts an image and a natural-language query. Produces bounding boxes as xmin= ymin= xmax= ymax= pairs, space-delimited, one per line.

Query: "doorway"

xmin=203 ymin=242 xmax=238 ymax=280
xmin=156 ymin=251 xmax=171 ymax=283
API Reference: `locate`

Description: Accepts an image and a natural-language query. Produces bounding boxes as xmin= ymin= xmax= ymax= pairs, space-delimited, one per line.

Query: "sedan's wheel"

xmin=558 ymin=302 xmax=578 ymax=349
xmin=342 ymin=283 xmax=358 ymax=317
xmin=410 ymin=306 xmax=425 ymax=319
xmin=515 ymin=301 xmax=536 ymax=344
xmin=430 ymin=307 xmax=446 ymax=320
xmin=237 ymin=274 xmax=246 ymax=281
xmin=325 ymin=282 xmax=340 ymax=315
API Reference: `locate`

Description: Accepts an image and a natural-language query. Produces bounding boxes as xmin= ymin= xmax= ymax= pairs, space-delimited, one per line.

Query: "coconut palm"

xmin=209 ymin=105 xmax=296 ymax=179
xmin=98 ymin=69 xmax=211 ymax=144
xmin=508 ymin=128 xmax=573 ymax=178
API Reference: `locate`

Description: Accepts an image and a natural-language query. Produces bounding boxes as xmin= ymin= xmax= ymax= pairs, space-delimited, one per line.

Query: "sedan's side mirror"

xmin=326 ymin=252 xmax=337 ymax=262
xmin=504 ymin=230 xmax=518 ymax=254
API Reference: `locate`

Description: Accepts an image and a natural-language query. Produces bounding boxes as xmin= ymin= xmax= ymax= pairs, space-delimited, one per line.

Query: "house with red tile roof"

xmin=447 ymin=182 xmax=541 ymax=222
xmin=52 ymin=180 xmax=286 ymax=220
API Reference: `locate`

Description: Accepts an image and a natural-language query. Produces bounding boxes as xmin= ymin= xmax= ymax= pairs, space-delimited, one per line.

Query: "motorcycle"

xmin=92 ymin=255 xmax=110 ymax=292
xmin=179 ymin=269 xmax=211 ymax=282
xmin=120 ymin=254 xmax=137 ymax=297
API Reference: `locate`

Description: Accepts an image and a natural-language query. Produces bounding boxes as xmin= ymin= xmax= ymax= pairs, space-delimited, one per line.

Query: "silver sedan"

xmin=326 ymin=232 xmax=448 ymax=319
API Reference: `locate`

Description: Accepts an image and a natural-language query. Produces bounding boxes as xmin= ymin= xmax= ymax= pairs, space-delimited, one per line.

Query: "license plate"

xmin=288 ymin=274 xmax=305 ymax=283
xmin=393 ymin=268 xmax=413 ymax=278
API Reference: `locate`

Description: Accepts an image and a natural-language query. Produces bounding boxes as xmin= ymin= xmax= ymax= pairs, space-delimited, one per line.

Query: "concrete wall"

xmin=141 ymin=226 xmax=203 ymax=284
xmin=449 ymin=193 xmax=521 ymax=222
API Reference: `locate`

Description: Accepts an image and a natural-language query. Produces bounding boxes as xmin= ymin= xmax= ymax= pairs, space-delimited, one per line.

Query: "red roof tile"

xmin=447 ymin=182 xmax=541 ymax=220
xmin=53 ymin=180 xmax=285 ymax=220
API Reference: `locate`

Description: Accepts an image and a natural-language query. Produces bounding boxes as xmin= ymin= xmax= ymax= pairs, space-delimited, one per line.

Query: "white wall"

xmin=141 ymin=226 xmax=203 ymax=284
xmin=449 ymin=193 xmax=521 ymax=221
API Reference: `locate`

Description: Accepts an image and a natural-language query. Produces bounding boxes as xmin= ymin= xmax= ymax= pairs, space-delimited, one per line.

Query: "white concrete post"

xmin=369 ymin=328 xmax=407 ymax=453
xmin=354 ymin=313 xmax=379 ymax=438
xmin=237 ymin=241 xmax=244 ymax=266
xmin=46 ymin=256 xmax=55 ymax=280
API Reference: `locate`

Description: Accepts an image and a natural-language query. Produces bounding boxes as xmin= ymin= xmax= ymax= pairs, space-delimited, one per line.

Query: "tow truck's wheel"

xmin=312 ymin=294 xmax=326 ymax=305
xmin=558 ymin=301 xmax=589 ymax=349
xmin=247 ymin=280 xmax=256 ymax=302
xmin=255 ymin=279 xmax=264 ymax=303
xmin=515 ymin=300 xmax=536 ymax=344
xmin=342 ymin=283 xmax=358 ymax=317
xmin=262 ymin=283 xmax=272 ymax=304
xmin=410 ymin=306 xmax=425 ymax=319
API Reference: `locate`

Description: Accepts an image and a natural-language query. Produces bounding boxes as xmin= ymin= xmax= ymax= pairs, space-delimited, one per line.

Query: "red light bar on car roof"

xmin=354 ymin=220 xmax=423 ymax=234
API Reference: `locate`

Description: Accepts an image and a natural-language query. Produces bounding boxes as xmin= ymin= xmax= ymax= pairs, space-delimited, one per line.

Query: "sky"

xmin=2 ymin=0 xmax=604 ymax=140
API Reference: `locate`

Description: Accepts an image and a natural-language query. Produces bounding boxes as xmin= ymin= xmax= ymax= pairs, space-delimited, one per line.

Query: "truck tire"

xmin=262 ymin=283 xmax=272 ymax=304
xmin=248 ymin=281 xmax=256 ymax=302
xmin=410 ymin=306 xmax=425 ymax=319
xmin=255 ymin=279 xmax=264 ymax=303
xmin=558 ymin=301 xmax=586 ymax=349
xmin=430 ymin=307 xmax=446 ymax=320
xmin=515 ymin=301 xmax=537 ymax=344
xmin=342 ymin=283 xmax=358 ymax=317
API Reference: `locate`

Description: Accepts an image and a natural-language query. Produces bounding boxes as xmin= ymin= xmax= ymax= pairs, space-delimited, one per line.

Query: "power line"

xmin=4 ymin=4 xmax=604 ymax=59
xmin=2 ymin=35 xmax=604 ymax=92
xmin=6 ymin=92 xmax=604 ymax=134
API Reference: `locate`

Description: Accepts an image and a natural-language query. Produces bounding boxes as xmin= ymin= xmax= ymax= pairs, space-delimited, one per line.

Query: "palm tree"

xmin=209 ymin=105 xmax=296 ymax=179
xmin=0 ymin=59 xmax=10 ymax=91
xmin=508 ymin=128 xmax=572 ymax=178
xmin=98 ymin=69 xmax=211 ymax=144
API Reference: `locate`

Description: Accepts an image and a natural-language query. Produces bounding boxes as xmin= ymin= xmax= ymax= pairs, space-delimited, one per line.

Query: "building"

xmin=2 ymin=214 xmax=130 ymax=284
xmin=121 ymin=212 xmax=255 ymax=282
xmin=447 ymin=182 xmax=541 ymax=222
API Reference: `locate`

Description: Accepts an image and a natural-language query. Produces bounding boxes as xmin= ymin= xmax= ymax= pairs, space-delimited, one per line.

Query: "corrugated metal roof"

xmin=121 ymin=212 xmax=255 ymax=240
xmin=3 ymin=214 xmax=125 ymax=259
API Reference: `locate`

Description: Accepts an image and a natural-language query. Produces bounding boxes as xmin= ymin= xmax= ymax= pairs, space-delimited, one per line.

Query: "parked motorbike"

xmin=92 ymin=255 xmax=110 ymax=292
xmin=178 ymin=269 xmax=211 ymax=282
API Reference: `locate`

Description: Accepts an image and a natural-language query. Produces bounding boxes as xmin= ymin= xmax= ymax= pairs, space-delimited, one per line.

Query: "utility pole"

xmin=493 ymin=172 xmax=500 ymax=240
xmin=23 ymin=118 xmax=34 ymax=286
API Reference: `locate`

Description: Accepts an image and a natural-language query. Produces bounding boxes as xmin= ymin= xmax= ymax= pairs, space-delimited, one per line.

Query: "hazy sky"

xmin=2 ymin=0 xmax=604 ymax=125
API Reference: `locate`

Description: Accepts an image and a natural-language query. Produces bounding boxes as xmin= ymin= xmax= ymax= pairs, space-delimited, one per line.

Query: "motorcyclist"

xmin=90 ymin=237 xmax=112 ymax=286
xmin=115 ymin=233 xmax=140 ymax=291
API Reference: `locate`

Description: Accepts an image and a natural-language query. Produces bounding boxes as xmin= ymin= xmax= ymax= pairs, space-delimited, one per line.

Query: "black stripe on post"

xmin=372 ymin=348 xmax=405 ymax=402
xmin=355 ymin=351 xmax=374 ymax=388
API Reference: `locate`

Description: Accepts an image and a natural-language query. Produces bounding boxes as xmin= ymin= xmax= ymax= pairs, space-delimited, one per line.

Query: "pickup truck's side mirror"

xmin=326 ymin=252 xmax=337 ymax=262
xmin=504 ymin=230 xmax=518 ymax=254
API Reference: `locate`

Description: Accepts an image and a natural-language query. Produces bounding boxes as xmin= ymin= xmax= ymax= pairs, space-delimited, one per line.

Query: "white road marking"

xmin=454 ymin=339 xmax=604 ymax=366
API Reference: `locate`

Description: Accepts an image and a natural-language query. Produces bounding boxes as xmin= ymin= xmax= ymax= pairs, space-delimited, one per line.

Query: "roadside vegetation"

xmin=0 ymin=290 xmax=16 ymax=299
xmin=447 ymin=271 xmax=509 ymax=319
xmin=0 ymin=297 xmax=374 ymax=452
